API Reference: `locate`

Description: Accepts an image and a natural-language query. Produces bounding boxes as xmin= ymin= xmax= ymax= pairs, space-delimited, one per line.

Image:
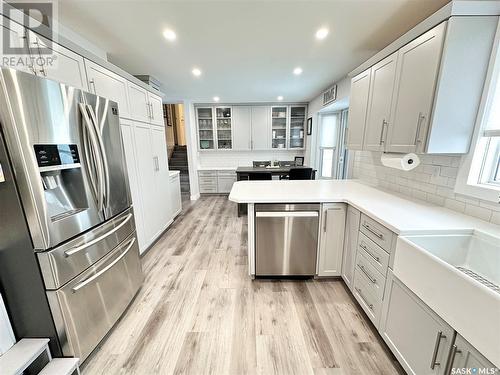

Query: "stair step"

xmin=39 ymin=358 xmax=80 ymax=375
xmin=0 ymin=338 xmax=50 ymax=375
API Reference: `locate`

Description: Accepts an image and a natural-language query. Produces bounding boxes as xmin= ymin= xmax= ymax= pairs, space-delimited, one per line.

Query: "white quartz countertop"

xmin=229 ymin=180 xmax=500 ymax=236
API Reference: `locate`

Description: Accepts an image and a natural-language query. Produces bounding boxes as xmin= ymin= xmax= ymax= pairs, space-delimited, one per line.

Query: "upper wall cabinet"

xmin=289 ymin=106 xmax=306 ymax=149
xmin=84 ymin=59 xmax=131 ymax=119
xmin=0 ymin=17 xmax=32 ymax=74
xmin=386 ymin=22 xmax=446 ymax=153
xmin=251 ymin=106 xmax=271 ymax=150
xmin=149 ymin=93 xmax=164 ymax=126
xmin=28 ymin=31 xmax=88 ymax=90
xmin=364 ymin=52 xmax=398 ymax=152
xmin=346 ymin=69 xmax=371 ymax=150
xmin=197 ymin=107 xmax=215 ymax=150
xmin=216 ymin=107 xmax=233 ymax=149
xmin=232 ymin=106 xmax=252 ymax=150
xmin=347 ymin=16 xmax=498 ymax=154
xmin=271 ymin=106 xmax=288 ymax=149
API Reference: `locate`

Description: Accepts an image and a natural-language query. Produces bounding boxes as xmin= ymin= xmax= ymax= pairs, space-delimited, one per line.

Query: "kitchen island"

xmin=229 ymin=179 xmax=500 ymax=370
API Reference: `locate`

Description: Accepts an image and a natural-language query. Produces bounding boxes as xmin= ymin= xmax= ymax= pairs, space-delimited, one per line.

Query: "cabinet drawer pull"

xmin=355 ymin=287 xmax=373 ymax=310
xmin=362 ymin=223 xmax=384 ymax=239
xmin=358 ymin=264 xmax=376 ymax=284
xmin=360 ymin=243 xmax=380 ymax=262
xmin=430 ymin=331 xmax=446 ymax=369
xmin=379 ymin=119 xmax=387 ymax=145
xmin=414 ymin=112 xmax=426 ymax=146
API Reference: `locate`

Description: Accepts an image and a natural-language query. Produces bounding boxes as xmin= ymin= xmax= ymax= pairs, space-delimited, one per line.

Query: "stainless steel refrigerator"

xmin=0 ymin=67 xmax=143 ymax=362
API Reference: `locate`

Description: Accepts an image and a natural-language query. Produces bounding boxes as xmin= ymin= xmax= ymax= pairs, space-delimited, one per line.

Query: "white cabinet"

xmin=149 ymin=93 xmax=164 ymax=126
xmin=447 ymin=334 xmax=496 ymax=374
xmin=197 ymin=107 xmax=215 ymax=150
xmin=169 ymin=172 xmax=182 ymax=219
xmin=232 ymin=106 xmax=252 ymax=150
xmin=317 ymin=203 xmax=346 ymax=277
xmin=217 ymin=171 xmax=237 ymax=193
xmin=151 ymin=126 xmax=171 ymax=237
xmin=341 ymin=206 xmax=360 ymax=291
xmin=128 ymin=82 xmax=150 ymax=123
xmin=120 ymin=120 xmax=147 ymax=251
xmin=386 ymin=22 xmax=446 ymax=153
xmin=125 ymin=121 xmax=171 ymax=254
xmin=84 ymin=59 xmax=131 ymax=119
xmin=346 ymin=69 xmax=371 ymax=150
xmin=380 ymin=269 xmax=454 ymax=375
xmin=363 ymin=52 xmax=397 ymax=151
xmin=27 ymin=31 xmax=88 ymax=90
xmin=0 ymin=16 xmax=33 ymax=74
xmin=289 ymin=106 xmax=306 ymax=149
xmin=271 ymin=106 xmax=288 ymax=149
xmin=251 ymin=106 xmax=270 ymax=150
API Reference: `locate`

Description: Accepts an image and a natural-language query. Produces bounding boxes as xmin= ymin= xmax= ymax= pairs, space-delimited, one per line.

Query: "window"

xmin=316 ymin=109 xmax=349 ymax=179
xmin=456 ymin=34 xmax=500 ymax=202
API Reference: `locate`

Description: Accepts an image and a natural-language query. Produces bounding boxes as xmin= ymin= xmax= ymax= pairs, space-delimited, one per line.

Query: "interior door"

xmin=346 ymin=69 xmax=371 ymax=150
xmin=364 ymin=52 xmax=398 ymax=151
xmin=84 ymin=59 xmax=131 ymax=119
xmin=386 ymin=22 xmax=446 ymax=153
xmin=251 ymin=106 xmax=270 ymax=150
xmin=128 ymin=83 xmax=150 ymax=123
xmin=318 ymin=204 xmax=346 ymax=277
xmin=232 ymin=106 xmax=251 ymax=150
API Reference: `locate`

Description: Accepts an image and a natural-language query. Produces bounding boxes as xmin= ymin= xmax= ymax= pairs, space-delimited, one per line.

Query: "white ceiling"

xmin=58 ymin=0 xmax=449 ymax=103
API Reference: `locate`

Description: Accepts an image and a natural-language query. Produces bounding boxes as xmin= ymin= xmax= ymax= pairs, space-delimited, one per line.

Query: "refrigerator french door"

xmin=0 ymin=67 xmax=142 ymax=362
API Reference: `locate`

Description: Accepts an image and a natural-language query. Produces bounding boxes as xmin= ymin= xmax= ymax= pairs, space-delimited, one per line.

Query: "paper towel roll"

xmin=380 ymin=153 xmax=420 ymax=171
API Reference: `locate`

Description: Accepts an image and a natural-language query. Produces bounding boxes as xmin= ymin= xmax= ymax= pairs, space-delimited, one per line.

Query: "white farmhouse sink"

xmin=394 ymin=230 xmax=500 ymax=367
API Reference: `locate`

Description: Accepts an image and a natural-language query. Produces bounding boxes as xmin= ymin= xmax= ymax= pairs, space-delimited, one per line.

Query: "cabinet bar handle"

xmin=360 ymin=243 xmax=380 ymax=262
xmin=445 ymin=345 xmax=461 ymax=375
xmin=362 ymin=223 xmax=384 ymax=239
xmin=430 ymin=331 xmax=446 ymax=369
xmin=323 ymin=210 xmax=328 ymax=232
xmin=355 ymin=287 xmax=373 ymax=310
xmin=358 ymin=264 xmax=376 ymax=284
xmin=379 ymin=119 xmax=387 ymax=145
xmin=414 ymin=112 xmax=425 ymax=146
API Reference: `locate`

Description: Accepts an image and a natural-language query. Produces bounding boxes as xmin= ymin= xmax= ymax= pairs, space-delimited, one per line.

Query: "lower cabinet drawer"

xmin=199 ymin=185 xmax=217 ymax=193
xmin=355 ymin=251 xmax=386 ymax=300
xmin=353 ymin=271 xmax=382 ymax=326
xmin=358 ymin=232 xmax=390 ymax=276
xmin=198 ymin=170 xmax=217 ymax=177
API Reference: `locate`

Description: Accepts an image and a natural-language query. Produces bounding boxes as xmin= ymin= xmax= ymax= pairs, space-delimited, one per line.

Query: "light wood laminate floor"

xmin=82 ymin=195 xmax=404 ymax=375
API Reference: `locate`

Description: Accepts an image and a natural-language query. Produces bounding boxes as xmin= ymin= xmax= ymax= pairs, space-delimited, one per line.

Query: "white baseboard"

xmin=190 ymin=193 xmax=200 ymax=201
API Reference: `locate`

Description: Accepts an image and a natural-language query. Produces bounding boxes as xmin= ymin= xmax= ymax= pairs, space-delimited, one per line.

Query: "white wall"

xmin=306 ymin=77 xmax=351 ymax=169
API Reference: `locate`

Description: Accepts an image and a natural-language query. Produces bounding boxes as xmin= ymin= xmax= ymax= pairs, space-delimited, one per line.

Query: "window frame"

xmin=455 ymin=24 xmax=500 ymax=203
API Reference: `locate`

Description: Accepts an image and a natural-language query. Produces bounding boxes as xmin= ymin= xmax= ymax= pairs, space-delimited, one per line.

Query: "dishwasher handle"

xmin=256 ymin=211 xmax=319 ymax=218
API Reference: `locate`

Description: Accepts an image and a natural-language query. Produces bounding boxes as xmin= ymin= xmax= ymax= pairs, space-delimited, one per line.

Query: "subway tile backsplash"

xmin=351 ymin=151 xmax=500 ymax=225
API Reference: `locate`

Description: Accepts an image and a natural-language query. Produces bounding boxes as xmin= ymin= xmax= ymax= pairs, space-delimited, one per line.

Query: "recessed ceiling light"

xmin=293 ymin=67 xmax=303 ymax=75
xmin=277 ymin=96 xmax=284 ymax=101
xmin=163 ymin=29 xmax=177 ymax=41
xmin=192 ymin=68 xmax=202 ymax=77
xmin=315 ymin=27 xmax=329 ymax=40
xmin=213 ymin=96 xmax=220 ymax=102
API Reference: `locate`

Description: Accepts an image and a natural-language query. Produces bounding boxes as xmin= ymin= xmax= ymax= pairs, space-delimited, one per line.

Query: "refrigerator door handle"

xmin=71 ymin=237 xmax=136 ymax=292
xmin=86 ymin=104 xmax=110 ymax=210
xmin=64 ymin=213 xmax=133 ymax=257
xmin=79 ymin=103 xmax=105 ymax=213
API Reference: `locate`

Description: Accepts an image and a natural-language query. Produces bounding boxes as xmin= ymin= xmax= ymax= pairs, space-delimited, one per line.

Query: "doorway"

xmin=165 ymin=103 xmax=190 ymax=197
xmin=316 ymin=109 xmax=348 ymax=179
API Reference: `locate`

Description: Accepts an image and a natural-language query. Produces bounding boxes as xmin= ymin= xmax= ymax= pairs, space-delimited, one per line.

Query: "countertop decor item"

xmin=295 ymin=156 xmax=304 ymax=166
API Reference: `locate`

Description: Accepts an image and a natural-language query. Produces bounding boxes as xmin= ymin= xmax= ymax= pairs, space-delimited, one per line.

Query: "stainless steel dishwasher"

xmin=255 ymin=203 xmax=320 ymax=276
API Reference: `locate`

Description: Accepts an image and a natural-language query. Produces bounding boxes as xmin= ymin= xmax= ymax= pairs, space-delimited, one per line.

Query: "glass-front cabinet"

xmin=215 ymin=107 xmax=232 ymax=149
xmin=271 ymin=106 xmax=288 ymax=149
xmin=289 ymin=106 xmax=306 ymax=149
xmin=197 ymin=107 xmax=215 ymax=150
